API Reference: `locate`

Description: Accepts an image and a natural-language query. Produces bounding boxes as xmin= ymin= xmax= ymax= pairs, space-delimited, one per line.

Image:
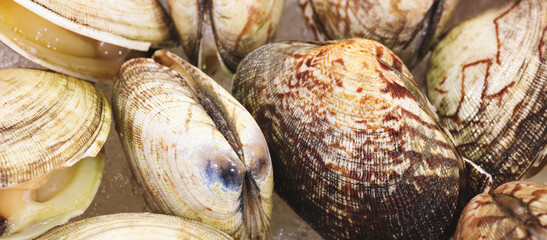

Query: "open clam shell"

xmin=168 ymin=0 xmax=284 ymax=73
xmin=0 ymin=68 xmax=110 ymax=239
xmin=232 ymin=39 xmax=464 ymax=239
xmin=0 ymin=0 xmax=174 ymax=82
xmin=454 ymin=181 xmax=547 ymax=239
xmin=36 ymin=213 xmax=233 ymax=240
xmin=427 ymin=0 xmax=547 ymax=196
xmin=298 ymin=0 xmax=459 ymax=68
xmin=112 ymin=50 xmax=273 ymax=239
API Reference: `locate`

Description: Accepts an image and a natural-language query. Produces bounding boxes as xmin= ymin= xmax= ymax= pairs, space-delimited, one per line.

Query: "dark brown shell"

xmin=427 ymin=0 xmax=547 ymax=196
xmin=233 ymin=39 xmax=465 ymax=239
xmin=454 ymin=181 xmax=547 ymax=239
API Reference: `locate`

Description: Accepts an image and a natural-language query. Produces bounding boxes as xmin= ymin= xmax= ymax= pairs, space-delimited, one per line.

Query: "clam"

xmin=112 ymin=50 xmax=273 ymax=239
xmin=36 ymin=213 xmax=232 ymax=239
xmin=298 ymin=0 xmax=459 ymax=68
xmin=0 ymin=0 xmax=174 ymax=82
xmin=426 ymin=0 xmax=547 ymax=197
xmin=168 ymin=0 xmax=284 ymax=73
xmin=454 ymin=181 xmax=547 ymax=239
xmin=0 ymin=68 xmax=110 ymax=239
xmin=232 ymin=39 xmax=466 ymax=239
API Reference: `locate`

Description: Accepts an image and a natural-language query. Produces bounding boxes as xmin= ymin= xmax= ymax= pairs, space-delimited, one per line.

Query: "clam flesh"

xmin=0 ymin=0 xmax=174 ymax=82
xmin=232 ymin=39 xmax=465 ymax=239
xmin=112 ymin=50 xmax=273 ymax=239
xmin=168 ymin=0 xmax=284 ymax=73
xmin=36 ymin=213 xmax=233 ymax=240
xmin=0 ymin=68 xmax=110 ymax=239
xmin=427 ymin=0 xmax=547 ymax=197
xmin=454 ymin=181 xmax=547 ymax=239
xmin=298 ymin=0 xmax=460 ymax=68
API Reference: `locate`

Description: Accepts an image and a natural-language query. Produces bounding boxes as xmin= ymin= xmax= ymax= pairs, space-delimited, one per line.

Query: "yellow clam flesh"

xmin=298 ymin=0 xmax=460 ymax=68
xmin=427 ymin=0 xmax=547 ymax=197
xmin=36 ymin=213 xmax=233 ymax=240
xmin=168 ymin=0 xmax=284 ymax=73
xmin=0 ymin=0 xmax=174 ymax=82
xmin=0 ymin=68 xmax=111 ymax=239
xmin=233 ymin=39 xmax=465 ymax=239
xmin=112 ymin=50 xmax=273 ymax=239
xmin=454 ymin=181 xmax=547 ymax=239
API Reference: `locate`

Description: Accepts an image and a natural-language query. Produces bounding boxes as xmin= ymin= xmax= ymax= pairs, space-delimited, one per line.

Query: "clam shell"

xmin=0 ymin=0 xmax=174 ymax=82
xmin=298 ymin=0 xmax=459 ymax=67
xmin=0 ymin=68 xmax=111 ymax=188
xmin=168 ymin=0 xmax=284 ymax=72
xmin=12 ymin=0 xmax=172 ymax=51
xmin=112 ymin=50 xmax=273 ymax=239
xmin=454 ymin=181 xmax=547 ymax=239
xmin=232 ymin=39 xmax=464 ymax=239
xmin=426 ymin=0 xmax=547 ymax=195
xmin=35 ymin=213 xmax=233 ymax=239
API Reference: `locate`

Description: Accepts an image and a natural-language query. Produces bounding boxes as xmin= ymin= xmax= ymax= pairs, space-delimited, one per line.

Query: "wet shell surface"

xmin=0 ymin=0 xmax=174 ymax=82
xmin=169 ymin=0 xmax=284 ymax=72
xmin=427 ymin=0 xmax=547 ymax=196
xmin=35 ymin=213 xmax=233 ymax=240
xmin=454 ymin=181 xmax=547 ymax=239
xmin=112 ymin=50 xmax=273 ymax=239
xmin=232 ymin=39 xmax=464 ymax=239
xmin=0 ymin=68 xmax=110 ymax=188
xmin=0 ymin=68 xmax=110 ymax=239
xmin=298 ymin=0 xmax=459 ymax=67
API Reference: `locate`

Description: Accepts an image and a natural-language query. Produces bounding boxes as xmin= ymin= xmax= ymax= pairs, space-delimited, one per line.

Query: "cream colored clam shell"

xmin=0 ymin=0 xmax=173 ymax=82
xmin=427 ymin=0 xmax=547 ymax=193
xmin=13 ymin=0 xmax=172 ymax=51
xmin=35 ymin=213 xmax=233 ymax=240
xmin=0 ymin=68 xmax=111 ymax=188
xmin=113 ymin=50 xmax=273 ymax=239
xmin=169 ymin=0 xmax=284 ymax=72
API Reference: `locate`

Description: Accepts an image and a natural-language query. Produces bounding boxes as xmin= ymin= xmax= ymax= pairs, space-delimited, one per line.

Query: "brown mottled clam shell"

xmin=427 ymin=0 xmax=547 ymax=197
xmin=233 ymin=39 xmax=465 ymax=239
xmin=299 ymin=0 xmax=459 ymax=67
xmin=454 ymin=181 xmax=547 ymax=239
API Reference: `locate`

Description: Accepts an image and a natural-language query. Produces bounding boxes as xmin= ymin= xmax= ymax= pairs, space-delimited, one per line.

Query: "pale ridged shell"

xmin=13 ymin=0 xmax=172 ymax=51
xmin=112 ymin=50 xmax=273 ymax=239
xmin=454 ymin=181 xmax=547 ymax=239
xmin=0 ymin=68 xmax=111 ymax=188
xmin=426 ymin=0 xmax=547 ymax=195
xmin=232 ymin=39 xmax=464 ymax=239
xmin=0 ymin=0 xmax=173 ymax=82
xmin=35 ymin=213 xmax=233 ymax=240
xmin=298 ymin=0 xmax=459 ymax=67
xmin=168 ymin=0 xmax=284 ymax=72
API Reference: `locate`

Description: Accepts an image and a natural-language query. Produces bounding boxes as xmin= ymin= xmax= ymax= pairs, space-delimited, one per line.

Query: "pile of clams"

xmin=0 ymin=0 xmax=546 ymax=239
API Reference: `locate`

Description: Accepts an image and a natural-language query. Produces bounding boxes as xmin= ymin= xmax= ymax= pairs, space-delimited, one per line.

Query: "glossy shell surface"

xmin=0 ymin=68 xmax=110 ymax=188
xmin=454 ymin=181 xmax=547 ymax=239
xmin=169 ymin=0 xmax=284 ymax=72
xmin=112 ymin=50 xmax=273 ymax=239
xmin=0 ymin=0 xmax=173 ymax=82
xmin=298 ymin=0 xmax=459 ymax=67
xmin=233 ymin=39 xmax=464 ymax=239
xmin=36 ymin=213 xmax=233 ymax=240
xmin=427 ymin=0 xmax=547 ymax=195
